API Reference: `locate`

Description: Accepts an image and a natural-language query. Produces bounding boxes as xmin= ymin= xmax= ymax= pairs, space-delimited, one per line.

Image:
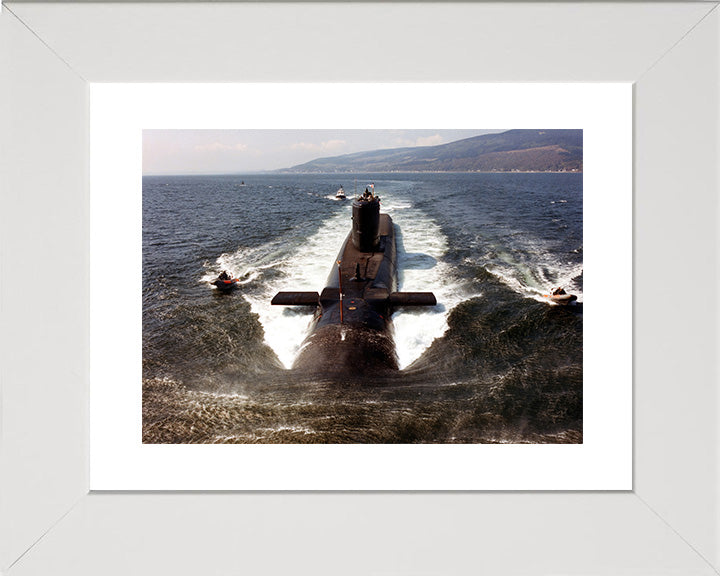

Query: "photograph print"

xmin=142 ymin=129 xmax=583 ymax=444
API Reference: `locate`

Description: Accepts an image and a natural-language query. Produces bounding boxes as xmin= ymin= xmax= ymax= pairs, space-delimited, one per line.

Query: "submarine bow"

xmin=272 ymin=192 xmax=436 ymax=374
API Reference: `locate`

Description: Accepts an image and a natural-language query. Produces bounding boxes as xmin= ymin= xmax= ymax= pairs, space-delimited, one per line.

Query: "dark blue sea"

xmin=143 ymin=173 xmax=583 ymax=443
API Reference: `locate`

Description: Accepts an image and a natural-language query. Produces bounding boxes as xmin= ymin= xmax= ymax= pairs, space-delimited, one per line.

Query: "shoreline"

xmin=143 ymin=170 xmax=583 ymax=177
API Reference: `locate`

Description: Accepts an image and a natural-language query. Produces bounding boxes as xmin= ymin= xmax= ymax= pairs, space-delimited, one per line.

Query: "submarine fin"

xmin=388 ymin=292 xmax=437 ymax=307
xmin=271 ymin=291 xmax=319 ymax=306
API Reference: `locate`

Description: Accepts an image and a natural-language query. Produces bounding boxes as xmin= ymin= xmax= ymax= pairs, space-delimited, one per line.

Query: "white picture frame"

xmin=1 ymin=2 xmax=718 ymax=574
xmin=90 ymin=83 xmax=631 ymax=491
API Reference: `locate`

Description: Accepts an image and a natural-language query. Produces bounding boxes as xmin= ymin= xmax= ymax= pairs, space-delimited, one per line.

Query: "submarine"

xmin=272 ymin=187 xmax=437 ymax=374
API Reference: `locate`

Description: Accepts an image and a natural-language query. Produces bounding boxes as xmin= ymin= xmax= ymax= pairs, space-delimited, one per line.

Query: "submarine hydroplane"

xmin=272 ymin=187 xmax=436 ymax=373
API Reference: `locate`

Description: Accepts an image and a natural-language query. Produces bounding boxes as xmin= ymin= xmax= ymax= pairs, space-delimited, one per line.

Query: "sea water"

xmin=142 ymin=173 xmax=583 ymax=443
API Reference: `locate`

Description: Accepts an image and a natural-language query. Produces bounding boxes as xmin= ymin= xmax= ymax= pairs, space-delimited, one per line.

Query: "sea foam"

xmin=220 ymin=197 xmax=471 ymax=370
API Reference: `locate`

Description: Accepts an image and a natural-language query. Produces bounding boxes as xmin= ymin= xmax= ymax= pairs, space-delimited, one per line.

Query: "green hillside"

xmin=280 ymin=129 xmax=582 ymax=173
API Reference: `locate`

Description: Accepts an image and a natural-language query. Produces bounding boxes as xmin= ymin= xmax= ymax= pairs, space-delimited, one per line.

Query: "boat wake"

xmin=481 ymin=238 xmax=584 ymax=303
xmin=383 ymin=197 xmax=479 ymax=369
xmin=206 ymin=197 xmax=475 ymax=370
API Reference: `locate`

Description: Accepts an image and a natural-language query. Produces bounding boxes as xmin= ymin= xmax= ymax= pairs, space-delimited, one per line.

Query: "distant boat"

xmin=335 ymin=186 xmax=346 ymax=199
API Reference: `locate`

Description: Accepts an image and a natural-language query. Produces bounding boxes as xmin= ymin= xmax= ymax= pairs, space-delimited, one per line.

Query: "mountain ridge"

xmin=278 ymin=129 xmax=583 ymax=173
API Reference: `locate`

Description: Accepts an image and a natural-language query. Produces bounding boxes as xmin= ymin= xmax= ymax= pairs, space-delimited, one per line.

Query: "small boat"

xmin=544 ymin=287 xmax=577 ymax=305
xmin=212 ymin=271 xmax=239 ymax=292
xmin=547 ymin=293 xmax=577 ymax=305
xmin=335 ymin=186 xmax=346 ymax=199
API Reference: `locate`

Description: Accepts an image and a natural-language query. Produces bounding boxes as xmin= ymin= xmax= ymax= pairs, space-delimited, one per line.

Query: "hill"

xmin=279 ymin=129 xmax=582 ymax=173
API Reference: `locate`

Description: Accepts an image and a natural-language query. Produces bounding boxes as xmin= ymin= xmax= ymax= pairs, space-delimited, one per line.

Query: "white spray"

xmin=208 ymin=195 xmax=474 ymax=370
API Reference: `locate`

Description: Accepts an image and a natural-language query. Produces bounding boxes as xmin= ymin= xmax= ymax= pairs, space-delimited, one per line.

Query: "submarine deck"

xmin=311 ymin=213 xmax=396 ymax=330
xmin=292 ymin=212 xmax=399 ymax=372
xmin=276 ymin=210 xmax=435 ymax=373
xmin=331 ymin=213 xmax=396 ymax=301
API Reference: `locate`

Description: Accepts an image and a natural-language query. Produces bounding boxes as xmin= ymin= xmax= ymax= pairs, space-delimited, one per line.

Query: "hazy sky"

xmin=142 ymin=129 xmax=504 ymax=175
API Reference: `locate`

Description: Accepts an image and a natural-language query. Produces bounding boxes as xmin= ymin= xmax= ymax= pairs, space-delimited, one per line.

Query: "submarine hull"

xmin=293 ymin=211 xmax=398 ymax=374
xmin=293 ymin=324 xmax=398 ymax=374
xmin=272 ymin=196 xmax=436 ymax=375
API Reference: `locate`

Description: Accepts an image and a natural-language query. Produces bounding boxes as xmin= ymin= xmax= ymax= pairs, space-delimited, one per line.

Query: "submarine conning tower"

xmin=351 ymin=196 xmax=381 ymax=252
xmin=271 ymin=185 xmax=437 ymax=374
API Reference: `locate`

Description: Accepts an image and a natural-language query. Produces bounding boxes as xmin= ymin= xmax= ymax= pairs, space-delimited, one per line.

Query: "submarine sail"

xmin=272 ymin=188 xmax=436 ymax=374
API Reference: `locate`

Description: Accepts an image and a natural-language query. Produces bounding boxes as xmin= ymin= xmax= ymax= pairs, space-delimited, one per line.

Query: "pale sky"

xmin=142 ymin=129 xmax=504 ymax=175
